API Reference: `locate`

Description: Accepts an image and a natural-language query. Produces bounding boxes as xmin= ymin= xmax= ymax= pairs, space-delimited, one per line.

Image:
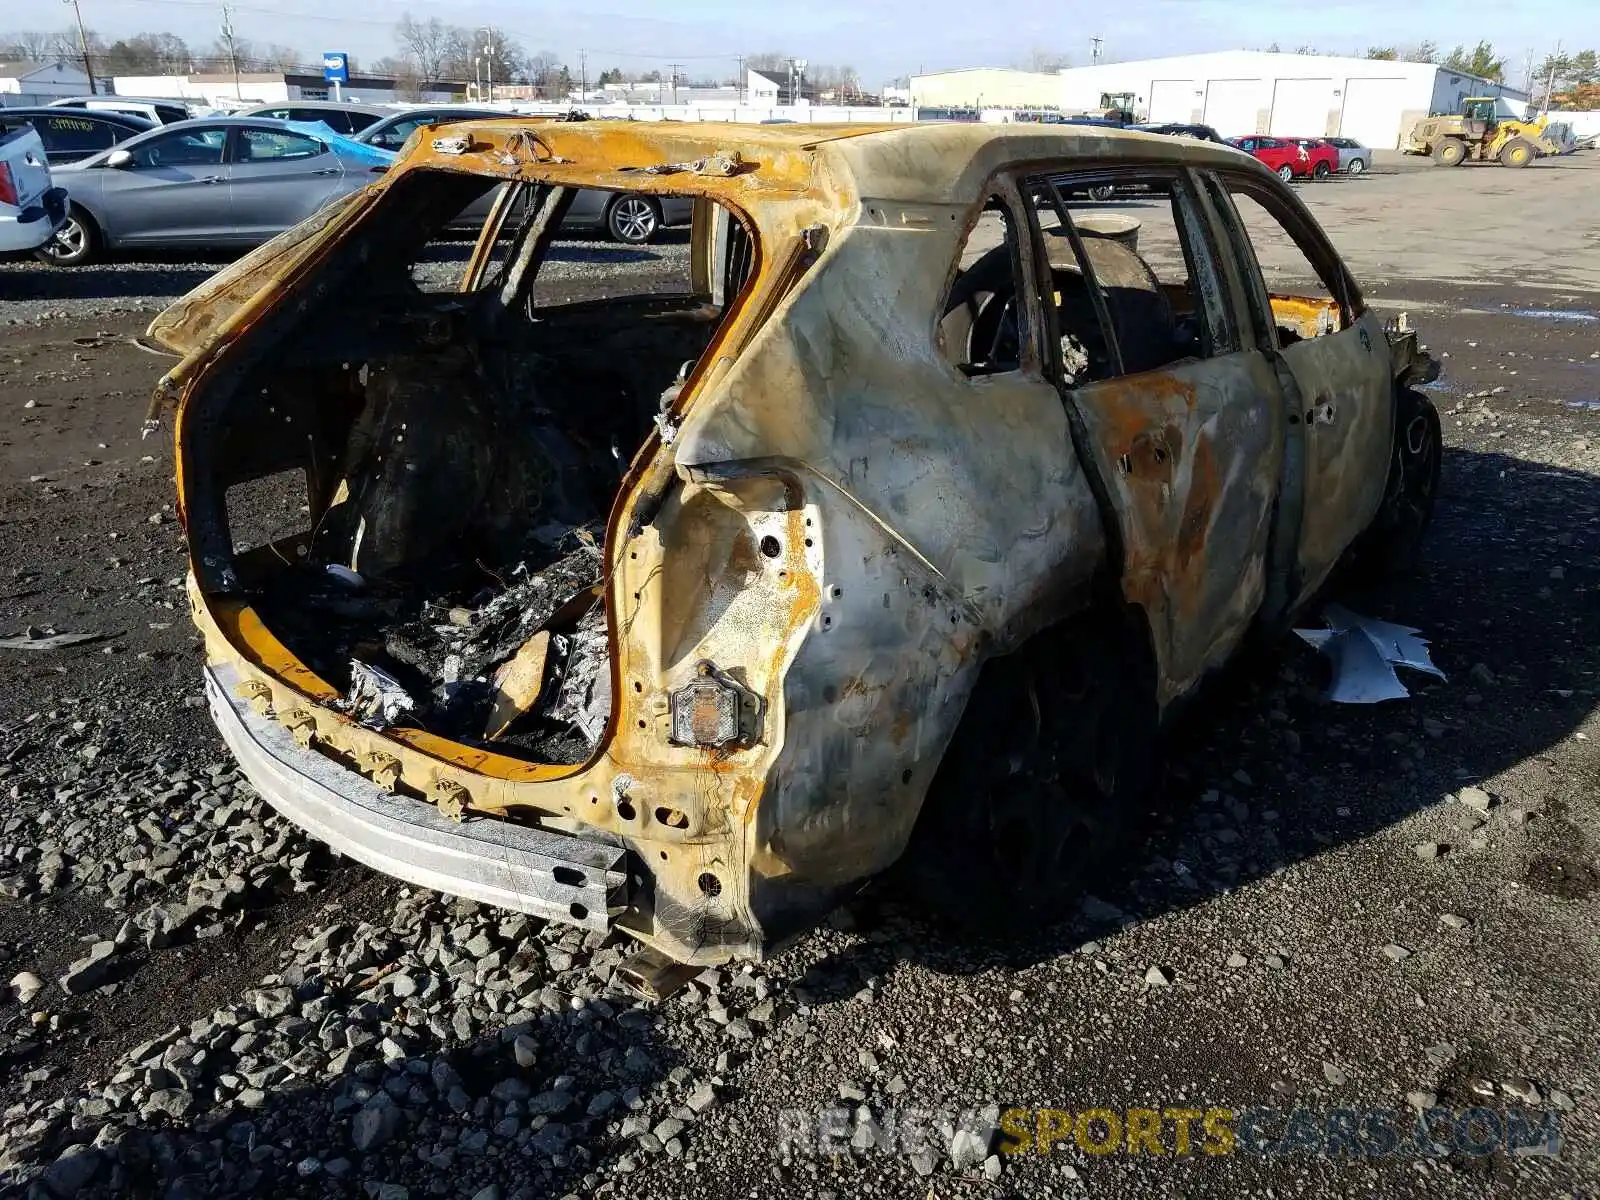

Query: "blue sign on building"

xmin=322 ymin=52 xmax=349 ymax=84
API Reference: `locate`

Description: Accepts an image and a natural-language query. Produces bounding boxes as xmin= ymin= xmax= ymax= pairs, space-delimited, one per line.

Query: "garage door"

xmin=1204 ymin=79 xmax=1261 ymax=138
xmin=1269 ymin=77 xmax=1334 ymax=136
xmin=1147 ymin=79 xmax=1195 ymax=123
xmin=1340 ymin=76 xmax=1412 ymax=148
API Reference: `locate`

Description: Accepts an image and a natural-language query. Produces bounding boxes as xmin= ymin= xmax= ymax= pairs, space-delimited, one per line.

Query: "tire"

xmin=605 ymin=194 xmax=660 ymax=244
xmin=1499 ymin=137 xmax=1535 ymax=168
xmin=1087 ymin=184 xmax=1116 ymax=202
xmin=900 ymin=609 xmax=1160 ymax=927
xmin=1348 ymin=388 xmax=1442 ymax=579
xmin=34 ymin=206 xmax=98 ymax=266
xmin=1312 ymin=161 xmax=1331 ymax=179
xmin=1434 ymin=138 xmax=1467 ymax=167
xmin=1276 ymin=163 xmax=1295 ymax=182
xmin=1346 ymin=156 xmax=1367 ymax=176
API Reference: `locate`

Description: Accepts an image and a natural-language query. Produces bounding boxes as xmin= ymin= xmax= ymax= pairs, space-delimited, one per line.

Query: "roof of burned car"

xmin=389 ymin=118 xmax=1260 ymax=208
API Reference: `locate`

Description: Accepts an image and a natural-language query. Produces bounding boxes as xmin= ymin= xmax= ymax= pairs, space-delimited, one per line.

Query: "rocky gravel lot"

xmin=2 ymin=201 xmax=1599 ymax=1198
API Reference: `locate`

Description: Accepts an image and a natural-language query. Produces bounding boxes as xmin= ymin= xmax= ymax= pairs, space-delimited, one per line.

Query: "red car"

xmin=1287 ymin=137 xmax=1342 ymax=178
xmin=1227 ymin=135 xmax=1337 ymax=181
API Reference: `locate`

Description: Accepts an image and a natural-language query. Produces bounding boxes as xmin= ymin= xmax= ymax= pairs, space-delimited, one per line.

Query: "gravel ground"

xmin=1 ymin=190 xmax=1598 ymax=1197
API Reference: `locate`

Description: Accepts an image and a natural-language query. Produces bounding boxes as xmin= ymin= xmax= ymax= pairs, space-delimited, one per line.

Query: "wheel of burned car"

xmin=1312 ymin=161 xmax=1332 ymax=179
xmin=1347 ymin=157 xmax=1368 ymax=176
xmin=606 ymin=195 xmax=661 ymax=244
xmin=1349 ymin=388 xmax=1442 ymax=578
xmin=34 ymin=207 xmax=97 ymax=267
xmin=901 ymin=612 xmax=1160 ymax=926
xmin=1087 ymin=184 xmax=1116 ymax=202
xmin=1276 ymin=163 xmax=1295 ymax=182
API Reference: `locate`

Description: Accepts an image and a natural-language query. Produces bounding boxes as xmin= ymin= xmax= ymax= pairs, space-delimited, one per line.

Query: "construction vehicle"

xmin=1099 ymin=91 xmax=1137 ymax=124
xmin=1404 ymin=97 xmax=1546 ymax=167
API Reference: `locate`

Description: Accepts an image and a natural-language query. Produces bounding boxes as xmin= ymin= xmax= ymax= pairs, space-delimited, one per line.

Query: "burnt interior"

xmin=190 ymin=170 xmax=755 ymax=763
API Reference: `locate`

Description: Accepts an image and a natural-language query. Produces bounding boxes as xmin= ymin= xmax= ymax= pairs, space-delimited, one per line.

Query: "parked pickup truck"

xmin=0 ymin=123 xmax=68 ymax=253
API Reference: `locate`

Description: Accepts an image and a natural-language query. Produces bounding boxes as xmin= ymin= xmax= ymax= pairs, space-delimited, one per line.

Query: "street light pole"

xmin=479 ymin=27 xmax=495 ymax=103
xmin=62 ymin=0 xmax=97 ymax=94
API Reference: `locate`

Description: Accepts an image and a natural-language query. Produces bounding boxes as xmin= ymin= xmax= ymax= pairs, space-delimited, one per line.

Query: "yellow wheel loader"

xmin=1405 ymin=97 xmax=1545 ymax=168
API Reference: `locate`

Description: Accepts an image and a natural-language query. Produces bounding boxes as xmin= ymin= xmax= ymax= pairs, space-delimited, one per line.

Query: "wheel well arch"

xmin=66 ymin=200 xmax=104 ymax=242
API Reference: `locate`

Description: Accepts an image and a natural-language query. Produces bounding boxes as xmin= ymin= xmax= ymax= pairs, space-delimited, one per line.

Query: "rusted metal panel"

xmin=1281 ymin=308 xmax=1395 ymax=603
xmin=1069 ymin=353 xmax=1285 ymax=707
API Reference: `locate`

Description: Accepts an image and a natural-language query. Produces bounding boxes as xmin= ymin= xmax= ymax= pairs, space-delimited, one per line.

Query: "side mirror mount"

xmin=105 ymin=148 xmax=133 ymax=169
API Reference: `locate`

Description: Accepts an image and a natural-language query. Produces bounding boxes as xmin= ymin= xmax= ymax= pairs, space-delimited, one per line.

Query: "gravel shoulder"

xmin=0 ymin=218 xmax=1597 ymax=1198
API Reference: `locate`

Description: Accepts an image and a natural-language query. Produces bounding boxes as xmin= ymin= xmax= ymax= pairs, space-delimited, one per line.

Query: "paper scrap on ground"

xmin=1294 ymin=604 xmax=1445 ymax=703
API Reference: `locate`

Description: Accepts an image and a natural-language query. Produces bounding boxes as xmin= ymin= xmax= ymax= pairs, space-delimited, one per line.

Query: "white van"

xmin=47 ymin=95 xmax=192 ymax=125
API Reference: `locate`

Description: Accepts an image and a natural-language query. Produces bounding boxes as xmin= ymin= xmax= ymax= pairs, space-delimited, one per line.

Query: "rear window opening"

xmin=225 ymin=470 xmax=310 ymax=556
xmin=195 ymin=172 xmax=759 ymax=766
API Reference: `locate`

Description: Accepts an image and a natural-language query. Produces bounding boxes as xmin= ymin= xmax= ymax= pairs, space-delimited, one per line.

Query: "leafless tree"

xmin=468 ymin=26 xmax=525 ymax=86
xmin=395 ymin=12 xmax=461 ymax=83
xmin=1 ymin=30 xmax=60 ymax=61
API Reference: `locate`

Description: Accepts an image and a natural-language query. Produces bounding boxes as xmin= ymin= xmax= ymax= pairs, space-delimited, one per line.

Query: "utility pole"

xmin=1542 ymin=41 xmax=1562 ymax=113
xmin=219 ymin=1 xmax=241 ymax=99
xmin=736 ymin=55 xmax=744 ymax=103
xmin=1090 ymin=36 xmax=1103 ymax=66
xmin=668 ymin=62 xmax=681 ymax=105
xmin=579 ymin=49 xmax=587 ymax=102
xmin=62 ymin=0 xmax=96 ymax=95
xmin=477 ymin=27 xmax=495 ymax=103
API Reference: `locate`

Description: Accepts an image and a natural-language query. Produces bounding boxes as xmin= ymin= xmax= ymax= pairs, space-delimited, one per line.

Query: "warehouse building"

xmin=1056 ymin=51 xmax=1528 ymax=147
xmin=909 ymin=67 xmax=1064 ymax=110
xmin=912 ymin=51 xmax=1529 ymax=147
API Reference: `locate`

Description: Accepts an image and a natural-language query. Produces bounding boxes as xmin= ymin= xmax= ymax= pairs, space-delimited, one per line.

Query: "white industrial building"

xmin=912 ymin=51 xmax=1530 ymax=147
xmin=1060 ymin=52 xmax=1528 ymax=147
xmin=910 ymin=68 xmax=1064 ymax=110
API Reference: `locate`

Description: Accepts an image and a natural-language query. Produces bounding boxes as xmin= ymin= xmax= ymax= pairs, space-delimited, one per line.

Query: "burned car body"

xmin=149 ymin=122 xmax=1440 ymax=967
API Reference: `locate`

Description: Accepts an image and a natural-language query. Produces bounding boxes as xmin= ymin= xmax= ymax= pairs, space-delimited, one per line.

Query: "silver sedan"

xmin=40 ymin=117 xmax=385 ymax=266
xmin=355 ymin=108 xmax=694 ymax=244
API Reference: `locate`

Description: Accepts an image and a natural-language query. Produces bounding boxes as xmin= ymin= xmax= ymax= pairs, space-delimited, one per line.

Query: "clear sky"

xmin=50 ymin=0 xmax=1600 ymax=88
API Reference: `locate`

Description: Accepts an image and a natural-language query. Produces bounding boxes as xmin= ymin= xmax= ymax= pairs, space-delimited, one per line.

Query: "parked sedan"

xmin=1320 ymin=136 xmax=1372 ymax=175
xmin=40 ymin=118 xmax=384 ymax=265
xmin=1285 ymin=138 xmax=1343 ymax=178
xmin=235 ymin=100 xmax=395 ymax=135
xmin=1228 ymin=135 xmax=1313 ymax=181
xmin=355 ymin=107 xmax=694 ymax=243
xmin=0 ymin=108 xmax=155 ymax=165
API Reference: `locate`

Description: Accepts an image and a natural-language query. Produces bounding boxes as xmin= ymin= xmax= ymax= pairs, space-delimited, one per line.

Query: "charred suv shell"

xmin=160 ymin=121 xmax=1437 ymax=966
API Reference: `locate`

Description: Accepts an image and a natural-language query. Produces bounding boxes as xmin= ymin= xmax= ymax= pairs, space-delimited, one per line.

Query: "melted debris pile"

xmin=376 ymin=542 xmax=609 ymax=761
xmin=263 ymin=538 xmax=612 ymax=763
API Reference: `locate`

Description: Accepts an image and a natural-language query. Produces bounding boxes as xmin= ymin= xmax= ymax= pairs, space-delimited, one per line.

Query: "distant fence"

xmin=0 ymin=93 xmax=66 ymax=108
